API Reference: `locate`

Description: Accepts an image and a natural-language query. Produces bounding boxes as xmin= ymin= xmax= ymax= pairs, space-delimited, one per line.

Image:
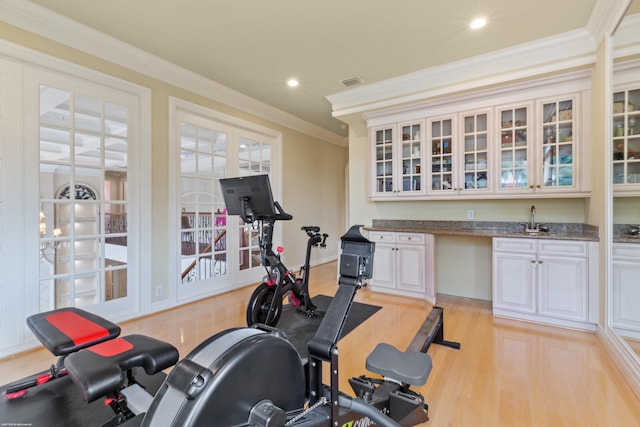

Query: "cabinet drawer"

xmin=538 ymin=240 xmax=587 ymax=257
xmin=397 ymin=233 xmax=425 ymax=245
xmin=369 ymin=231 xmax=396 ymax=243
xmin=613 ymin=242 xmax=640 ymax=259
xmin=493 ymin=238 xmax=535 ymax=253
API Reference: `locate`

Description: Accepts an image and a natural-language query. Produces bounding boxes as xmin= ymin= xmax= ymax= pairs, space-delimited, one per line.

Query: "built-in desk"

xmin=364 ymin=220 xmax=599 ymax=331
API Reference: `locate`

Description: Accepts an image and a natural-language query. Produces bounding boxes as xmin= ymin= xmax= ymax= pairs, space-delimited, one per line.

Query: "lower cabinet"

xmin=612 ymin=243 xmax=640 ymax=339
xmin=367 ymin=231 xmax=435 ymax=303
xmin=492 ymin=237 xmax=597 ymax=330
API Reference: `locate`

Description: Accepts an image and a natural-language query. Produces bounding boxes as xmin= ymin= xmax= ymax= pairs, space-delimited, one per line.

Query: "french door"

xmin=172 ymin=99 xmax=281 ymax=303
xmin=25 ymin=68 xmax=148 ymax=321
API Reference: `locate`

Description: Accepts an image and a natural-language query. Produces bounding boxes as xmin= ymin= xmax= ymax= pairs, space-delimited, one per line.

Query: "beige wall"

xmin=1 ymin=21 xmax=347 ymax=301
xmin=589 ymin=41 xmax=608 ymax=326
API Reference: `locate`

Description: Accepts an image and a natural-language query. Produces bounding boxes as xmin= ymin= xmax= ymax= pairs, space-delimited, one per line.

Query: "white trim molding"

xmin=327 ymin=28 xmax=597 ymax=118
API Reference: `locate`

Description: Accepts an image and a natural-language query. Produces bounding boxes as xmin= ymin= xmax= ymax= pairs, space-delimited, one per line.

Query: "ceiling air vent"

xmin=339 ymin=75 xmax=364 ymax=87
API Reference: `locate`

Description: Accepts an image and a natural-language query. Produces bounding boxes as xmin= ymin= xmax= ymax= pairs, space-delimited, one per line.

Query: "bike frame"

xmin=256 ymin=217 xmax=327 ymax=325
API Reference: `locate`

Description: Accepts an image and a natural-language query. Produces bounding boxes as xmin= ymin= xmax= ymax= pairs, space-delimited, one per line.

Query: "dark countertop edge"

xmin=614 ymin=224 xmax=640 ymax=244
xmin=366 ymin=220 xmax=600 ymax=242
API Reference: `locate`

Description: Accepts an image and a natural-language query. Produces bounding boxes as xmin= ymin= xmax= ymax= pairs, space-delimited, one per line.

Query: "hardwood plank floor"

xmin=2 ymin=261 xmax=639 ymax=426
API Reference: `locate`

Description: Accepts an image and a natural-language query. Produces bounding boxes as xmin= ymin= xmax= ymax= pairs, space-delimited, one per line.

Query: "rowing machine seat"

xmin=365 ymin=343 xmax=432 ymax=386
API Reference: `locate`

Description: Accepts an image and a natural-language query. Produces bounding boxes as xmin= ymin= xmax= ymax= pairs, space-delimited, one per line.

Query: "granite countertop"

xmin=614 ymin=224 xmax=640 ymax=244
xmin=365 ymin=219 xmax=600 ymax=242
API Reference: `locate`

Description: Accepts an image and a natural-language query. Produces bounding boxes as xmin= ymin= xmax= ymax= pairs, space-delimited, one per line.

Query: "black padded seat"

xmin=64 ymin=334 xmax=179 ymax=404
xmin=26 ymin=307 xmax=121 ymax=356
xmin=365 ymin=342 xmax=433 ymax=386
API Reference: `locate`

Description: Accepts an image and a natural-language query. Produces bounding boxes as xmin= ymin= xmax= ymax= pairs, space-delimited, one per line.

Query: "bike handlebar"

xmin=273 ymin=201 xmax=293 ymax=221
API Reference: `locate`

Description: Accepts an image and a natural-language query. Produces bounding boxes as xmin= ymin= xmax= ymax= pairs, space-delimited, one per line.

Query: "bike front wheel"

xmin=246 ymin=283 xmax=282 ymax=327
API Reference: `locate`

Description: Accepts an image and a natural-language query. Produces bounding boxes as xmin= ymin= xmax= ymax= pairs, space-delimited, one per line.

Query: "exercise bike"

xmin=246 ymin=224 xmax=327 ymax=326
xmin=220 ymin=175 xmax=327 ymax=327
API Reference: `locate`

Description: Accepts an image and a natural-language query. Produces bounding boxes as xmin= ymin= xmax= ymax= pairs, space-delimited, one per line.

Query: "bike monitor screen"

xmin=220 ymin=174 xmax=277 ymax=220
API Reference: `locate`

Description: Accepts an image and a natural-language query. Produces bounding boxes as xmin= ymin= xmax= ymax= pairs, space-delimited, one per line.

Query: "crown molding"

xmin=0 ymin=0 xmax=346 ymax=146
xmin=613 ymin=11 xmax=640 ymax=59
xmin=328 ymin=28 xmax=597 ymax=118
xmin=587 ymin=0 xmax=632 ymax=45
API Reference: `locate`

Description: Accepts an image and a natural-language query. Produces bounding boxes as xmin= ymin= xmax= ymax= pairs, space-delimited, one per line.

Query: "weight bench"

xmin=64 ymin=334 xmax=179 ymax=407
xmin=4 ymin=307 xmax=121 ymax=399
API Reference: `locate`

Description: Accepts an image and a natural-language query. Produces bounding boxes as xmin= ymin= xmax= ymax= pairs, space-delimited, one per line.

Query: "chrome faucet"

xmin=529 ymin=205 xmax=536 ymax=230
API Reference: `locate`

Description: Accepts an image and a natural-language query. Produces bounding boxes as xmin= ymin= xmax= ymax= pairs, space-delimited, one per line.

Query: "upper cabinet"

xmin=612 ymin=84 xmax=640 ymax=195
xmin=365 ymin=71 xmax=591 ymax=200
xmin=371 ymin=121 xmax=425 ymax=198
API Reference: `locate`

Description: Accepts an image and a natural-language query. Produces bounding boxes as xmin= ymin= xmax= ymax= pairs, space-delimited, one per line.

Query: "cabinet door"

xmin=459 ymin=110 xmax=490 ymax=194
xmin=398 ymin=122 xmax=424 ymax=195
xmin=493 ymin=252 xmax=536 ymax=314
xmin=371 ymin=126 xmax=395 ymax=197
xmin=497 ymin=104 xmax=532 ymax=193
xmin=370 ymin=242 xmax=396 ymax=290
xmin=537 ymin=255 xmax=588 ymax=322
xmin=396 ymin=243 xmax=425 ymax=294
xmin=538 ymin=97 xmax=578 ymax=192
xmin=612 ymin=258 xmax=640 ymax=331
xmin=612 ymin=87 xmax=640 ymax=193
xmin=427 ymin=116 xmax=456 ymax=194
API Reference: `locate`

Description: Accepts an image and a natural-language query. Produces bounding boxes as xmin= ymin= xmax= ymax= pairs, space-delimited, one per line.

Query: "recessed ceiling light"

xmin=287 ymin=79 xmax=299 ymax=87
xmin=470 ymin=17 xmax=487 ymax=29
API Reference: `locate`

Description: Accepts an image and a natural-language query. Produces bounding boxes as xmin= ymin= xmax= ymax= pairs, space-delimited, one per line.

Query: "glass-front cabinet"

xmin=428 ymin=117 xmax=454 ymax=194
xmin=400 ymin=123 xmax=423 ymax=193
xmin=612 ymin=87 xmax=640 ymax=192
xmin=498 ymin=105 xmax=530 ymax=191
xmin=367 ymin=72 xmax=590 ymax=200
xmin=539 ymin=98 xmax=577 ymax=190
xmin=371 ymin=122 xmax=424 ymax=198
xmin=461 ymin=111 xmax=490 ymax=193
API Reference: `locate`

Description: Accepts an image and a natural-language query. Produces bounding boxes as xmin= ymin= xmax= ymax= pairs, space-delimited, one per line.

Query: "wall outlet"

xmin=467 ymin=209 xmax=475 ymax=220
xmin=155 ymin=285 xmax=163 ymax=297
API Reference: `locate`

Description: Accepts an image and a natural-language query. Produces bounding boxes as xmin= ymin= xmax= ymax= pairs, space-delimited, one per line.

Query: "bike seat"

xmin=65 ymin=334 xmax=179 ymax=403
xmin=302 ymin=226 xmax=320 ymax=233
xmin=365 ymin=342 xmax=432 ymax=386
xmin=27 ymin=307 xmax=121 ymax=356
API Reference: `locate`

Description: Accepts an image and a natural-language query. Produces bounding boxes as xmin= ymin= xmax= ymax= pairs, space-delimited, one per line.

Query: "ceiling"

xmin=24 ymin=0 xmax=597 ymax=138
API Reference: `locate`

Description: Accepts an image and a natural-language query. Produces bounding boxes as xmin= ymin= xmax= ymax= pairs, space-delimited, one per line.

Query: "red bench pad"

xmin=26 ymin=307 xmax=121 ymax=356
xmin=64 ymin=334 xmax=179 ymax=404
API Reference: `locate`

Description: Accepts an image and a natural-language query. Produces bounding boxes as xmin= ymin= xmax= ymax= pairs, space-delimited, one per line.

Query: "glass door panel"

xmin=400 ymin=123 xmax=421 ymax=193
xmin=541 ymin=99 xmax=574 ymax=187
xmin=374 ymin=127 xmax=394 ymax=194
xmin=39 ymin=85 xmax=130 ymax=311
xmin=462 ymin=113 xmax=489 ymax=191
xmin=613 ymin=89 xmax=640 ymax=186
xmin=499 ymin=107 xmax=529 ymax=189
xmin=430 ymin=118 xmax=453 ymax=191
xmin=179 ymin=124 xmax=228 ymax=285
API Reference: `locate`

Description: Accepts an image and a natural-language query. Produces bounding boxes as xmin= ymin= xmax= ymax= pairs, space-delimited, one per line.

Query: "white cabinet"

xmin=612 ymin=243 xmax=640 ymax=338
xmin=366 ymin=72 xmax=591 ymax=200
xmin=370 ymin=121 xmax=425 ymax=199
xmin=492 ymin=238 xmax=596 ymax=330
xmin=426 ymin=110 xmax=491 ymax=196
xmin=368 ymin=231 xmax=435 ymax=303
xmin=612 ymin=86 xmax=640 ymax=195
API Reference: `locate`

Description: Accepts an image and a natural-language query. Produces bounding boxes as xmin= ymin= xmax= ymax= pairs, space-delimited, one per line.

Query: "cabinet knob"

xmin=530 ymin=259 xmax=536 ymax=264
xmin=538 ymin=260 xmax=543 ymax=264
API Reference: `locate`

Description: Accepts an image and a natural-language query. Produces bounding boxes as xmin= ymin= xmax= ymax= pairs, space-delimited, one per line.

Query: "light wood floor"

xmin=2 ymin=261 xmax=640 ymax=426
